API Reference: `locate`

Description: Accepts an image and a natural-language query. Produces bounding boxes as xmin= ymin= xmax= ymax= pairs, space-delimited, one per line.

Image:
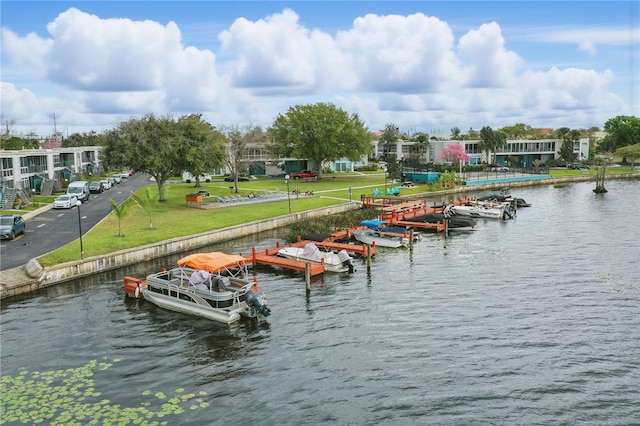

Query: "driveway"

xmin=0 ymin=174 xmax=152 ymax=271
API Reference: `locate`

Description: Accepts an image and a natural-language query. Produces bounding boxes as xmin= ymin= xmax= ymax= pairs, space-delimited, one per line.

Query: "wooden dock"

xmin=360 ymin=195 xmax=476 ymax=232
xmin=245 ymin=246 xmax=326 ymax=276
xmin=244 ymin=239 xmax=375 ymax=276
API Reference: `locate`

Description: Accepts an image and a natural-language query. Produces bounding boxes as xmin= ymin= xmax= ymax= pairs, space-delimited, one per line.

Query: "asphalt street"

xmin=0 ymin=173 xmax=152 ymax=271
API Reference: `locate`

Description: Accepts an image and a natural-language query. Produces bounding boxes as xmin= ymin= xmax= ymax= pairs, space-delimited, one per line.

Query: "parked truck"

xmin=66 ymin=181 xmax=90 ymax=203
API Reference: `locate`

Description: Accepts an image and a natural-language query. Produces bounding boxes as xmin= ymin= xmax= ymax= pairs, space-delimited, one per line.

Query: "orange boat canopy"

xmin=177 ymin=252 xmax=247 ymax=273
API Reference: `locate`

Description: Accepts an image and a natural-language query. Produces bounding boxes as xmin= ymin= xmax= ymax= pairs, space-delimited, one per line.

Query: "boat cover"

xmin=337 ymin=250 xmax=352 ymax=262
xmin=301 ymin=243 xmax=323 ymax=262
xmin=177 ymin=252 xmax=246 ymax=273
xmin=361 ymin=219 xmax=388 ymax=229
xmin=189 ymin=270 xmax=211 ymax=286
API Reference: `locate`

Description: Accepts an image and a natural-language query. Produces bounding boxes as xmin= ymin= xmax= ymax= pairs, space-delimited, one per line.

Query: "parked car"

xmin=120 ymin=171 xmax=130 ymax=179
xmin=111 ymin=174 xmax=122 ymax=184
xmin=53 ymin=194 xmax=78 ymax=209
xmin=89 ymin=181 xmax=104 ymax=193
xmin=290 ymin=170 xmax=318 ymax=180
xmin=567 ymin=163 xmax=589 ymax=169
xmin=489 ymin=166 xmax=509 ymax=172
xmin=0 ymin=215 xmax=25 ymax=240
xmin=100 ymin=179 xmax=112 ymax=190
xmin=224 ymin=174 xmax=250 ymax=182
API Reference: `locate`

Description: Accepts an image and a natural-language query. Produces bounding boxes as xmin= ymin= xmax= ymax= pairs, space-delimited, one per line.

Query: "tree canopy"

xmin=479 ymin=126 xmax=506 ymax=164
xmin=599 ymin=115 xmax=640 ymax=152
xmin=556 ymin=127 xmax=580 ymax=163
xmin=269 ymin=103 xmax=371 ymax=179
xmin=615 ymin=143 xmax=640 ymax=167
xmin=439 ymin=144 xmax=470 ymax=164
xmin=222 ymin=124 xmax=267 ymax=192
xmin=180 ymin=114 xmax=226 ymax=187
xmin=0 ymin=136 xmax=39 ymax=150
xmin=103 ymin=113 xmax=223 ymax=201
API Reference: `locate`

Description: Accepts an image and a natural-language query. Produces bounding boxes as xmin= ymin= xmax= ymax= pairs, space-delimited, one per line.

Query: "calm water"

xmin=2 ymin=180 xmax=639 ymax=425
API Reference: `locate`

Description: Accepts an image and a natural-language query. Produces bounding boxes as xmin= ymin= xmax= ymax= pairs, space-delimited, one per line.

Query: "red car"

xmin=290 ymin=170 xmax=318 ymax=180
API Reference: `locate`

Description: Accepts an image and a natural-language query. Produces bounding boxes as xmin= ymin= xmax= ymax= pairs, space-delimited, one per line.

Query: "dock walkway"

xmin=244 ymin=238 xmax=375 ymax=276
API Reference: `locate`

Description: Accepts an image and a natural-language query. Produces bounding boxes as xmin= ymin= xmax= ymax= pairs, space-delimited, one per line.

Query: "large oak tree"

xmin=599 ymin=115 xmax=640 ymax=152
xmin=269 ymin=103 xmax=371 ymax=179
xmin=103 ymin=113 xmax=223 ymax=201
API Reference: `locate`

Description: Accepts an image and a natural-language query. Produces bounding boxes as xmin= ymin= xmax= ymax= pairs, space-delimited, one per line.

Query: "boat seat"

xmin=216 ymin=276 xmax=232 ymax=292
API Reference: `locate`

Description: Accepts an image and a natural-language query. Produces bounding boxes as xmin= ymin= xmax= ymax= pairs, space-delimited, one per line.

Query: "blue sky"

xmin=1 ymin=1 xmax=638 ymax=137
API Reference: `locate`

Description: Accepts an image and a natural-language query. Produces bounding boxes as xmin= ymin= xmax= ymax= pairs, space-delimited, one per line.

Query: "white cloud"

xmin=337 ymin=12 xmax=461 ymax=93
xmin=0 ymin=7 xmax=634 ymax=136
xmin=457 ymin=22 xmax=522 ymax=88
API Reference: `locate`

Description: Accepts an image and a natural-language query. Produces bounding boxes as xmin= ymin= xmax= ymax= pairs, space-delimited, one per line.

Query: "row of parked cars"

xmin=53 ymin=171 xmax=132 ymax=210
xmin=2 ymin=171 xmax=134 ymax=241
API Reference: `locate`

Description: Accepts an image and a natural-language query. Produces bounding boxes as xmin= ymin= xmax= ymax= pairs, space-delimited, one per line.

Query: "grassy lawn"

xmin=25 ymin=167 xmax=639 ymax=266
xmin=36 ymin=174 xmax=401 ymax=265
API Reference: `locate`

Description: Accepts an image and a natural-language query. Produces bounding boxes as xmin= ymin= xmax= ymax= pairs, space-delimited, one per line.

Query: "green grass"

xmin=33 ymin=168 xmax=640 ymax=266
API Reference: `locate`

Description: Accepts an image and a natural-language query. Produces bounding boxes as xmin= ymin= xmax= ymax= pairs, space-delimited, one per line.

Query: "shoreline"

xmin=2 ymin=173 xmax=638 ymax=300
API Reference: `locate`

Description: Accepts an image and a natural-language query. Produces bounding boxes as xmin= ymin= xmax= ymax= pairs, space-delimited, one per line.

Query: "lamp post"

xmin=75 ymin=200 xmax=84 ymax=260
xmin=284 ymin=174 xmax=292 ymax=214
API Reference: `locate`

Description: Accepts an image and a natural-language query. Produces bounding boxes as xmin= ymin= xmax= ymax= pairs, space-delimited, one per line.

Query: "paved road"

xmin=0 ymin=173 xmax=152 ymax=270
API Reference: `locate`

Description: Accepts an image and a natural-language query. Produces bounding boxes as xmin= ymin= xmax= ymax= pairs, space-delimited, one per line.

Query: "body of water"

xmin=2 ymin=179 xmax=639 ymax=425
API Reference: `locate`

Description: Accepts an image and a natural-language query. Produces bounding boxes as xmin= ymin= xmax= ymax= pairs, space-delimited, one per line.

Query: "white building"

xmin=371 ymin=137 xmax=590 ymax=166
xmin=0 ymin=146 xmax=102 ymax=192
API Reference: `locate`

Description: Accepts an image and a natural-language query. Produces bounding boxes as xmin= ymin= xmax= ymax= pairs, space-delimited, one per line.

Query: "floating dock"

xmin=244 ymin=239 xmax=374 ymax=276
xmin=360 ymin=195 xmax=476 ymax=232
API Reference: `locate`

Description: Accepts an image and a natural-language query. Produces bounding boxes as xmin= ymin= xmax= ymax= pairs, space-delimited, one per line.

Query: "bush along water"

xmin=284 ymin=207 xmax=379 ymax=242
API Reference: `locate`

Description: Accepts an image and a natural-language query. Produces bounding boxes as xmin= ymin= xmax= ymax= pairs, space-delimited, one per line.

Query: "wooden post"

xmin=366 ymin=243 xmax=371 ymax=272
xmin=305 ymin=263 xmax=311 ymax=292
xmin=409 ymin=229 xmax=414 ymax=251
xmin=444 ymin=218 xmax=449 ymax=239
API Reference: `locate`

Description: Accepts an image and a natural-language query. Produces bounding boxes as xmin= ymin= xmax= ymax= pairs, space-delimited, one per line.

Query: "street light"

xmin=75 ymin=200 xmax=84 ymax=260
xmin=284 ymin=174 xmax=292 ymax=214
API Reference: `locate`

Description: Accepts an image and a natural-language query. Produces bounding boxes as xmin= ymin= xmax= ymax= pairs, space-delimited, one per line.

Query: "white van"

xmin=67 ymin=181 xmax=90 ymax=203
xmin=182 ymin=172 xmax=212 ymax=183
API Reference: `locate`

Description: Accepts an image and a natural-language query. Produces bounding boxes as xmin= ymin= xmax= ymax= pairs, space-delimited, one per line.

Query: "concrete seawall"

xmin=2 ymin=172 xmax=637 ymax=300
xmin=1 ymin=202 xmax=361 ymax=299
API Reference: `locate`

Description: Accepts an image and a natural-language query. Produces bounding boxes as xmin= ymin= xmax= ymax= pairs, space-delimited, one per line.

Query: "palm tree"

xmin=130 ymin=188 xmax=157 ymax=229
xmin=109 ymin=199 xmax=131 ymax=237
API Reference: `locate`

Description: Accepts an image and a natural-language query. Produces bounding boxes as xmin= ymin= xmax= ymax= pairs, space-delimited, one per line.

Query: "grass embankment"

xmin=28 ymin=167 xmax=640 ymax=266
xmin=36 ymin=174 xmax=399 ymax=266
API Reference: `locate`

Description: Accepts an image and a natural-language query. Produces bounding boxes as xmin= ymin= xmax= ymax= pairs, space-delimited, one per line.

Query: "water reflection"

xmin=2 ymin=180 xmax=639 ymax=425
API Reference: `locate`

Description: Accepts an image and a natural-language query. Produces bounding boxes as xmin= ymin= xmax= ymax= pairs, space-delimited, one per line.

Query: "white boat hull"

xmin=353 ymin=230 xmax=409 ymax=248
xmin=277 ymin=244 xmax=354 ymax=273
xmin=452 ymin=205 xmax=507 ymax=219
xmin=124 ymin=252 xmax=271 ymax=325
xmin=142 ymin=289 xmax=244 ymax=324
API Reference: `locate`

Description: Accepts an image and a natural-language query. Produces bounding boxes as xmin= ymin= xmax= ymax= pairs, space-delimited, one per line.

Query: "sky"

xmin=1 ymin=1 xmax=638 ymax=138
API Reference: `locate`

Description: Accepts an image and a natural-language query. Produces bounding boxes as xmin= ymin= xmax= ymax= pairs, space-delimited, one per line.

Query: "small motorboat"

xmin=452 ymin=201 xmax=514 ymax=220
xmin=277 ymin=242 xmax=355 ymax=273
xmin=477 ymin=187 xmax=531 ymax=207
xmin=360 ymin=219 xmax=422 ymax=241
xmin=123 ymin=252 xmax=271 ymax=324
xmin=403 ymin=212 xmax=479 ymax=231
xmin=353 ymin=229 xmax=409 ymax=248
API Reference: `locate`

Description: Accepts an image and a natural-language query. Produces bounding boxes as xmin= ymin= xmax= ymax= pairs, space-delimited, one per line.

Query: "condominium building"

xmin=0 ymin=146 xmax=103 ymax=191
xmin=372 ymin=137 xmax=590 ymax=166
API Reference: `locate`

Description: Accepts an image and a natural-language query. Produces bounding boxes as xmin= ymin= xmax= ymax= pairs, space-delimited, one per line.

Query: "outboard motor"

xmin=337 ymin=250 xmax=355 ymax=273
xmin=245 ymin=290 xmax=271 ymax=317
